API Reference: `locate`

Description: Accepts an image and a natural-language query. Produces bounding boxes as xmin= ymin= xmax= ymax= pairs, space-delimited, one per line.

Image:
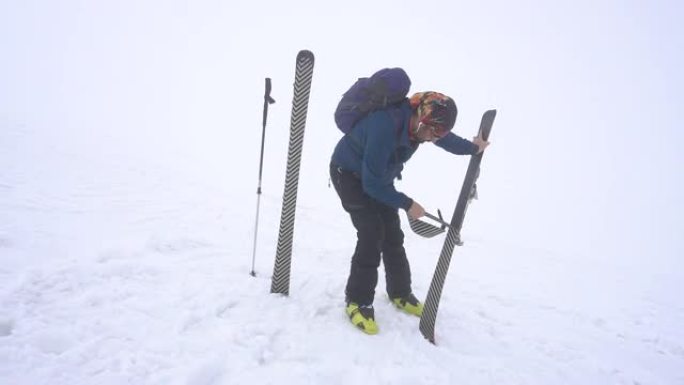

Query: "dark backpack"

xmin=334 ymin=68 xmax=411 ymax=134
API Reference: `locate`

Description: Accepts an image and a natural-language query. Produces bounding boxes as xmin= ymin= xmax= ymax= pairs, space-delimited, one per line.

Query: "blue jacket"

xmin=330 ymin=100 xmax=477 ymax=210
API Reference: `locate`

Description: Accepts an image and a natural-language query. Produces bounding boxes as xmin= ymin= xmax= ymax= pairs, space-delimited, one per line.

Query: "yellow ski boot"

xmin=345 ymin=303 xmax=379 ymax=335
xmin=391 ymin=293 xmax=424 ymax=317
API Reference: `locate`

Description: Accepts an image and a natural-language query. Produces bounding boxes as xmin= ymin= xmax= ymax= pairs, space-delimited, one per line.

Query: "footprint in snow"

xmin=215 ymin=301 xmax=239 ymax=318
xmin=0 ymin=237 xmax=12 ymax=248
xmin=149 ymin=238 xmax=212 ymax=254
xmin=0 ymin=318 xmax=14 ymax=337
xmin=31 ymin=331 xmax=74 ymax=354
xmin=185 ymin=360 xmax=226 ymax=385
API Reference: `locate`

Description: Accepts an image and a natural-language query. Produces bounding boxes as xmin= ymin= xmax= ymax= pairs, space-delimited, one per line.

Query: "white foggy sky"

xmin=1 ymin=0 xmax=682 ymax=267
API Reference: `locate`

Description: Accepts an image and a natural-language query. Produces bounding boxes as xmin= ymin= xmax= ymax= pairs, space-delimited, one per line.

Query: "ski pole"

xmin=251 ymin=78 xmax=276 ymax=276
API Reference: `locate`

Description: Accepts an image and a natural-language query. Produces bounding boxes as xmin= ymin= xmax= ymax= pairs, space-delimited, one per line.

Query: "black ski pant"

xmin=330 ymin=165 xmax=412 ymax=306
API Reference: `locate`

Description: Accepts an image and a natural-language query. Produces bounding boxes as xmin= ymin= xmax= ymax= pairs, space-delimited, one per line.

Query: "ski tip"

xmin=297 ymin=50 xmax=315 ymax=62
xmin=478 ymin=109 xmax=496 ymax=141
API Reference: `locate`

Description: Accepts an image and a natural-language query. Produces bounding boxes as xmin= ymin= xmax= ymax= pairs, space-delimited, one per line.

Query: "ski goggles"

xmin=418 ymin=120 xmax=449 ymax=139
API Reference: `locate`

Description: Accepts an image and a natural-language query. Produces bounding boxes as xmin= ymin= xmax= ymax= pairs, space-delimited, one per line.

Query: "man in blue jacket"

xmin=330 ymin=91 xmax=489 ymax=334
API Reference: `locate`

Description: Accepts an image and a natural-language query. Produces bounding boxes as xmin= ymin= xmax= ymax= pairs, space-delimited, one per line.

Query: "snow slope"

xmin=1 ymin=112 xmax=682 ymax=385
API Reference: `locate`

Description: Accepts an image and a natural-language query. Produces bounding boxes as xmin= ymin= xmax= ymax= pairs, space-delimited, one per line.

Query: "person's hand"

xmin=472 ymin=135 xmax=490 ymax=154
xmin=407 ymin=201 xmax=425 ymax=219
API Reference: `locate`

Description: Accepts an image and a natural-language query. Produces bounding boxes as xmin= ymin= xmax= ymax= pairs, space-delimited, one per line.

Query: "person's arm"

xmin=434 ymin=132 xmax=479 ymax=155
xmin=360 ymin=113 xmax=413 ymax=210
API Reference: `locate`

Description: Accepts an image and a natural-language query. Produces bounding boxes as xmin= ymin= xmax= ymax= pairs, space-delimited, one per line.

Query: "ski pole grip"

xmin=264 ymin=78 xmax=275 ymax=104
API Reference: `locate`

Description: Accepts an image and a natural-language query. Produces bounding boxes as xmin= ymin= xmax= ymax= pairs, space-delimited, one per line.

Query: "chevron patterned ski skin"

xmin=407 ymin=215 xmax=446 ymax=238
xmin=419 ymin=109 xmax=496 ymax=343
xmin=270 ymin=50 xmax=315 ymax=295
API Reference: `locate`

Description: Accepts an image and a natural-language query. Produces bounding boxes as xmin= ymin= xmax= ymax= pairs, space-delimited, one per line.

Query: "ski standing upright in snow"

xmin=419 ymin=109 xmax=496 ymax=343
xmin=270 ymin=50 xmax=315 ymax=295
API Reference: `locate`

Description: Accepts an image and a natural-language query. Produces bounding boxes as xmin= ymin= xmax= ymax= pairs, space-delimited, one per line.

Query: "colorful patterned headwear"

xmin=409 ymin=92 xmax=458 ymax=136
